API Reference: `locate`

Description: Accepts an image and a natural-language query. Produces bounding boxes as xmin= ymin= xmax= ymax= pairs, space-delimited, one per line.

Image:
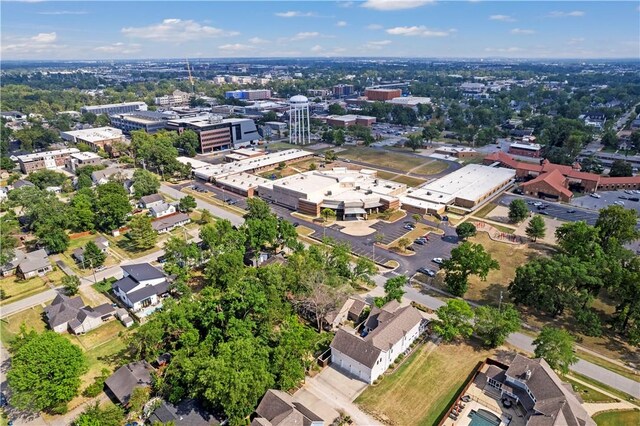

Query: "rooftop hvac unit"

xmin=326 ymin=191 xmax=332 ymax=196
xmin=356 ymin=186 xmax=360 ymax=190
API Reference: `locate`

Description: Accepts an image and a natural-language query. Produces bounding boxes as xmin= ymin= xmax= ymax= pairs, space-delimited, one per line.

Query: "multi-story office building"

xmin=110 ymin=111 xmax=173 ymax=134
xmin=80 ymin=102 xmax=147 ymax=116
xmin=333 ymin=84 xmax=354 ymax=98
xmin=61 ymin=127 xmax=124 ymax=152
xmin=66 ymin=152 xmax=103 ymax=172
xmin=17 ymin=148 xmax=80 ymax=174
xmin=166 ymin=115 xmax=259 ymax=153
xmin=326 ymin=115 xmax=377 ymax=128
xmin=364 ymin=88 xmax=402 ymax=101
xmin=308 ymin=89 xmax=331 ymax=97
xmin=224 ymin=89 xmax=272 ymax=101
xmin=154 ymin=90 xmax=191 ymax=107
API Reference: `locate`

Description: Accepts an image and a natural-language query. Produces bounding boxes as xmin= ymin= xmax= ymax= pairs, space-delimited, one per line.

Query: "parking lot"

xmin=570 ymin=189 xmax=640 ymax=217
xmin=500 ymin=193 xmax=600 ymax=225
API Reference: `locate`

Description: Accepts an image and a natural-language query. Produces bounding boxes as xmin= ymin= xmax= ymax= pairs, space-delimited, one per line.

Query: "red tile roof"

xmin=599 ymin=176 xmax=640 ymax=184
xmin=521 ymin=169 xmax=574 ymax=199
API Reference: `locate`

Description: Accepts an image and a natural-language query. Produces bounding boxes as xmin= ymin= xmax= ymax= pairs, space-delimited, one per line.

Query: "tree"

xmin=172 ymin=130 xmax=200 ymax=157
xmin=526 ymin=215 xmax=546 ymax=242
xmin=0 ymin=156 xmax=15 ymax=171
xmin=508 ymin=199 xmax=529 ymax=223
xmin=422 ymin=124 xmax=440 ymax=145
xmin=533 ymin=326 xmax=578 ymax=374
xmin=405 ymin=134 xmax=423 ymax=151
xmin=199 ymin=208 xmax=214 ymax=224
xmin=8 ymin=330 xmax=87 ymax=412
xmin=383 ymin=275 xmax=406 ymax=304
xmin=328 ymin=103 xmax=346 ymax=115
xmin=333 ymin=129 xmax=345 ymax=146
xmin=83 ymin=241 xmax=106 ymax=268
xmin=178 ymin=195 xmax=197 ymax=212
xmin=271 ymin=316 xmax=316 ymax=391
xmin=432 ymin=299 xmax=474 ymax=342
xmin=351 ymin=257 xmax=377 ymax=286
xmin=442 ymin=242 xmax=499 ymax=297
xmin=128 ymin=386 xmax=150 ymax=418
xmin=412 ymin=213 xmax=422 ymax=225
xmin=0 ymin=213 xmax=19 ymax=266
xmin=62 ymin=275 xmax=81 ymax=295
xmin=609 ymin=159 xmax=633 ymax=177
xmin=69 ymin=192 xmax=96 ymax=232
xmin=595 ymin=205 xmax=640 ymax=249
xmin=132 ymin=169 xmax=160 ymax=198
xmin=73 ymin=402 xmax=124 ymax=426
xmin=128 ymin=215 xmax=158 ymax=250
xmin=456 ymin=222 xmax=477 ymax=240
xmin=325 ymin=150 xmax=337 ymax=162
xmin=26 ymin=169 xmax=67 ymax=190
xmin=601 ymin=129 xmax=618 ymax=149
xmin=474 ymin=304 xmax=521 ymax=347
xmin=94 ymin=182 xmax=132 ymax=231
xmin=39 ymin=228 xmax=70 ymax=254
xmin=397 ymin=237 xmax=411 ymax=252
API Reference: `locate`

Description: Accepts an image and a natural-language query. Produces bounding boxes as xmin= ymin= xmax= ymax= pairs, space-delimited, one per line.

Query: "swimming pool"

xmin=468 ymin=409 xmax=501 ymax=426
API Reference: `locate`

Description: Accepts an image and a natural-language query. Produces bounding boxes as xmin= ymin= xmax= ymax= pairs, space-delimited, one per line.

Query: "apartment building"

xmin=80 ymin=101 xmax=147 ymax=115
xmin=110 ymin=111 xmax=172 ymax=134
xmin=365 ymin=88 xmax=402 ymax=101
xmin=17 ymin=148 xmax=80 ymax=173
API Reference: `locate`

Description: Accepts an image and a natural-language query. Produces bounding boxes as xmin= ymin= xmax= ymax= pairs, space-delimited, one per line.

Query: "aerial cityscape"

xmin=0 ymin=1 xmax=639 ymax=426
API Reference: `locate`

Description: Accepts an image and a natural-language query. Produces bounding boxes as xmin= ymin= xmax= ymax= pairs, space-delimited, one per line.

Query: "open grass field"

xmin=375 ymin=170 xmax=426 ymax=187
xmin=356 ymin=341 xmax=495 ymax=426
xmin=0 ymin=268 xmax=64 ymax=306
xmin=593 ymin=410 xmax=640 ymax=426
xmin=562 ymin=377 xmax=617 ymax=403
xmin=412 ymin=160 xmax=450 ymax=175
xmin=0 ymin=305 xmax=46 ymax=345
xmin=338 ymin=147 xmax=440 ymax=172
xmin=473 ymin=202 xmax=498 ymax=219
xmin=265 ymin=142 xmax=300 ymax=152
xmin=259 ymin=158 xmax=322 ymax=179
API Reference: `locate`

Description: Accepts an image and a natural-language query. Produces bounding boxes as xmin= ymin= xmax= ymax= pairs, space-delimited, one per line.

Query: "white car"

xmin=432 ymin=257 xmax=444 ymax=265
xmin=533 ymin=202 xmax=543 ymax=207
xmin=614 ymin=201 xmax=625 ymax=206
xmin=590 ymin=193 xmax=601 ymax=198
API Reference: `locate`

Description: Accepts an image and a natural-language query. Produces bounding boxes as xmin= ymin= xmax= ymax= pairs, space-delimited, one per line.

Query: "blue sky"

xmin=1 ymin=1 xmax=639 ymax=60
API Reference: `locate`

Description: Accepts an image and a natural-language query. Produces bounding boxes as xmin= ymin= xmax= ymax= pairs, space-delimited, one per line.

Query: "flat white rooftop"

xmin=62 ymin=127 xmax=123 ymax=142
xmin=17 ymin=148 xmax=80 ymax=162
xmin=82 ymin=101 xmax=146 ymax=110
xmin=510 ymin=143 xmax=542 ymax=151
xmin=176 ymin=157 xmax=211 ymax=170
xmin=70 ymin=152 xmax=101 ymax=160
xmin=388 ymin=97 xmax=432 ymax=106
xmin=194 ymin=149 xmax=312 ymax=180
xmin=216 ymin=173 xmax=272 ymax=191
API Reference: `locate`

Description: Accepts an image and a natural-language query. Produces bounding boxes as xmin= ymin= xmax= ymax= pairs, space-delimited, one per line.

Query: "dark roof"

xmin=17 ymin=249 xmax=51 ymax=274
xmin=112 ymin=276 xmax=139 ymax=294
xmin=140 ymin=193 xmax=164 ymax=205
xmin=348 ymin=298 xmax=367 ymax=318
xmin=12 ymin=179 xmax=35 ymax=189
xmin=44 ymin=294 xmax=85 ymax=328
xmin=148 ymin=399 xmax=221 ymax=426
xmin=121 ymin=263 xmax=165 ymax=282
xmin=127 ymin=280 xmax=170 ymax=303
xmin=254 ymin=390 xmax=323 ymax=426
xmin=151 ymin=213 xmax=190 ymax=231
xmin=105 ymin=361 xmax=154 ymax=405
xmin=330 ymin=329 xmax=381 ymax=368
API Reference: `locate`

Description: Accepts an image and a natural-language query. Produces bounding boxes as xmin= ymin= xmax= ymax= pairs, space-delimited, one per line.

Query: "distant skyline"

xmin=1 ymin=1 xmax=639 ymax=60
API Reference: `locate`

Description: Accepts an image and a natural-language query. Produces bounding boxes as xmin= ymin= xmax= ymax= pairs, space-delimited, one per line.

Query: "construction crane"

xmin=186 ymin=58 xmax=195 ymax=93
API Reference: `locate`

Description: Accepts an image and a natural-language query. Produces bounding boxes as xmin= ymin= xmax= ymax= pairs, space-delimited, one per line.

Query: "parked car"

xmin=629 ymin=197 xmax=639 ymax=202
xmin=590 ymin=193 xmax=601 ymax=198
xmin=432 ymin=257 xmax=444 ymax=265
xmin=417 ymin=267 xmax=436 ymax=277
xmin=94 ymin=266 xmax=107 ymax=272
xmin=533 ymin=201 xmax=543 ymax=207
xmin=539 ymin=211 xmax=549 ymax=216
xmin=624 ymin=190 xmax=634 ymax=194
xmin=292 ymin=222 xmax=300 ymax=227
xmin=619 ymin=195 xmax=629 ymax=200
xmin=566 ymin=209 xmax=576 ymax=213
xmin=614 ymin=201 xmax=625 ymax=206
xmin=414 ymin=238 xmax=427 ymax=245
xmin=403 ymin=224 xmax=415 ymax=231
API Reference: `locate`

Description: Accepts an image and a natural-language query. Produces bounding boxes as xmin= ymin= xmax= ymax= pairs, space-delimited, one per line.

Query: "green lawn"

xmin=562 ymin=377 xmax=617 ymax=403
xmin=0 ymin=305 xmax=46 ymax=345
xmin=412 ymin=160 xmax=450 ymax=175
xmin=0 ymin=268 xmax=64 ymax=306
xmin=593 ymin=410 xmax=640 ymax=426
xmin=356 ymin=341 xmax=495 ymax=425
xmin=375 ymin=170 xmax=426 ymax=187
xmin=570 ymin=372 xmax=637 ymax=403
xmin=473 ymin=202 xmax=498 ymax=219
xmin=338 ymin=147 xmax=434 ymax=171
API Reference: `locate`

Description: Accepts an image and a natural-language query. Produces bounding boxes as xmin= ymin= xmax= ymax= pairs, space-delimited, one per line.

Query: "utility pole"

xmin=499 ymin=290 xmax=503 ymax=312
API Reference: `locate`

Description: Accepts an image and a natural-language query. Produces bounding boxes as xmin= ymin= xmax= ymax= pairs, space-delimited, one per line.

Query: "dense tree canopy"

xmin=432 ymin=299 xmax=474 ymax=342
xmin=533 ymin=327 xmax=578 ymax=374
xmin=442 ymin=242 xmax=499 ymax=297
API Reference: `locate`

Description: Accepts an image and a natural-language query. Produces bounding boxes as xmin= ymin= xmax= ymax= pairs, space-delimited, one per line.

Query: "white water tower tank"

xmin=289 ymin=95 xmax=310 ymax=145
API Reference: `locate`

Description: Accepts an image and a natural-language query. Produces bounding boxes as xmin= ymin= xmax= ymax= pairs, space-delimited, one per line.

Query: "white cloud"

xmin=567 ymin=37 xmax=585 ymax=45
xmin=248 ymin=37 xmax=268 ymax=44
xmin=386 ymin=26 xmax=453 ymax=37
xmin=338 ymin=1 xmax=354 ymax=7
xmin=367 ymin=24 xmax=384 ymax=30
xmin=362 ymin=0 xmax=435 ymax=11
xmin=511 ymin=28 xmax=535 ymax=35
xmin=94 ymin=42 xmax=141 ymax=54
xmin=336 ymin=21 xmax=347 ymax=27
xmin=275 ymin=11 xmax=316 ymax=18
xmin=489 ymin=14 xmax=515 ymax=22
xmin=485 ymin=47 xmax=523 ymax=53
xmin=365 ymin=40 xmax=392 ymax=49
xmin=31 ymin=32 xmax=57 ymax=43
xmin=291 ymin=32 xmax=321 ymax=41
xmin=121 ymin=19 xmax=238 ymax=42
xmin=311 ymin=45 xmax=324 ymax=53
xmin=218 ymin=43 xmax=254 ymax=52
xmin=547 ymin=11 xmax=585 ymax=18
xmin=37 ymin=11 xmax=89 ymax=15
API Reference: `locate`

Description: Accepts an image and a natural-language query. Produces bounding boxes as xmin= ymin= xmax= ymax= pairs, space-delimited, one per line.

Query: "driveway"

xmin=296 ymin=366 xmax=382 ymax=426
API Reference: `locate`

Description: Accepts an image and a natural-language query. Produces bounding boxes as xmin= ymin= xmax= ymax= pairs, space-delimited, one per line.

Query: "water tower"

xmin=289 ymin=95 xmax=310 ymax=145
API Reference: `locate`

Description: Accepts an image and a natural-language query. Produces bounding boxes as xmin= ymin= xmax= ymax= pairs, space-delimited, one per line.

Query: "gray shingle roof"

xmin=17 ymin=249 xmax=51 ymax=274
xmin=147 ymin=399 xmax=221 ymax=426
xmin=151 ymin=213 xmax=190 ymax=232
xmin=330 ymin=329 xmax=381 ymax=368
xmin=44 ymin=294 xmax=85 ymax=328
xmin=254 ymin=390 xmax=321 ymax=426
xmin=121 ymin=263 xmax=165 ymax=282
xmin=105 ymin=361 xmax=154 ymax=405
xmin=112 ymin=276 xmax=139 ymax=294
xmin=127 ymin=280 xmax=170 ymax=303
xmin=140 ymin=193 xmax=164 ymax=205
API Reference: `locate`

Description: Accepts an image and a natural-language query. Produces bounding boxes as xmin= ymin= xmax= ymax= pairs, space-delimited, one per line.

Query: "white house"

xmin=44 ymin=294 xmax=116 ymax=334
xmin=139 ymin=193 xmax=165 ymax=209
xmin=112 ymin=263 xmax=170 ymax=314
xmin=330 ymin=301 xmax=427 ymax=384
xmin=149 ymin=203 xmax=176 ymax=218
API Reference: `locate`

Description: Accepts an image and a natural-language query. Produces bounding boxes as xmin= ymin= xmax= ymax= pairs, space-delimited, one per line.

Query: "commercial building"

xmin=66 ymin=151 xmax=102 ymax=172
xmin=388 ymin=96 xmax=432 ymax=108
xmin=17 ymin=148 xmax=80 ymax=173
xmin=154 ymin=90 xmax=191 ymax=107
xmin=333 ymin=84 xmax=354 ymax=98
xmin=509 ymin=142 xmax=542 ymax=158
xmin=224 ymin=89 xmax=271 ymax=101
xmin=81 ymin=101 xmax=147 ymax=116
xmin=325 ymin=114 xmax=376 ymax=128
xmin=215 ymin=172 xmax=272 ymax=197
xmin=365 ymin=88 xmax=402 ymax=101
xmin=224 ymin=148 xmax=265 ymax=162
xmin=521 ymin=169 xmax=574 ymax=202
xmin=402 ymin=164 xmax=516 ymax=214
xmin=61 ymin=127 xmax=124 ymax=152
xmin=166 ymin=115 xmax=259 ymax=153
xmin=110 ymin=111 xmax=172 ymax=134
xmin=258 ymin=168 xmax=404 ymax=219
xmin=308 ymin=89 xmax=331 ymax=97
xmin=193 ymin=149 xmax=313 ymax=181
xmin=434 ymin=146 xmax=479 ymax=159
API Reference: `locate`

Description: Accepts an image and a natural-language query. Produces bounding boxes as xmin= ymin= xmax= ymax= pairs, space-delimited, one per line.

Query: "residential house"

xmin=148 ymin=399 xmax=222 ymax=426
xmin=72 ymin=236 xmax=109 ymax=265
xmin=252 ymin=389 xmax=335 ymax=426
xmin=151 ymin=213 xmax=191 ymax=234
xmin=2 ymin=249 xmax=53 ymax=279
xmin=139 ymin=193 xmax=165 ymax=209
xmin=91 ymin=167 xmax=134 ymax=186
xmin=11 ymin=179 xmax=35 ymax=190
xmin=44 ymin=293 xmax=116 ymax=334
xmin=104 ymin=361 xmax=154 ymax=405
xmin=330 ymin=301 xmax=427 ymax=384
xmin=149 ymin=203 xmax=176 ymax=218
xmin=111 ymin=263 xmax=170 ymax=314
xmin=324 ymin=296 xmax=370 ymax=330
xmin=477 ymin=353 xmax=596 ymax=426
